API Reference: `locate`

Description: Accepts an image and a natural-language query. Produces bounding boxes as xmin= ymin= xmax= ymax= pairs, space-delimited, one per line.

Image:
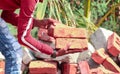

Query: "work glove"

xmin=33 ymin=18 xmax=60 ymax=29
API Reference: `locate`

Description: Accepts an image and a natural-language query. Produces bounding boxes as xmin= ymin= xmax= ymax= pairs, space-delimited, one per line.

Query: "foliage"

xmin=70 ymin=0 xmax=120 ymax=35
xmin=46 ymin=0 xmax=77 ymax=27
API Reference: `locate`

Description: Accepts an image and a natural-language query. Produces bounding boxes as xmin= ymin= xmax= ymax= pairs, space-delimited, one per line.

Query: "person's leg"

xmin=0 ymin=18 xmax=23 ymax=74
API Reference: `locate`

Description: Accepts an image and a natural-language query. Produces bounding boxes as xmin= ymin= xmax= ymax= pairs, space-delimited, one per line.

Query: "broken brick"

xmin=48 ymin=26 xmax=87 ymax=38
xmin=55 ymin=38 xmax=88 ymax=50
xmin=102 ymin=57 xmax=120 ymax=73
xmin=61 ymin=63 xmax=78 ymax=74
xmin=107 ymin=32 xmax=120 ymax=56
xmin=91 ymin=48 xmax=109 ymax=64
xmin=78 ymin=61 xmax=91 ymax=74
xmin=29 ymin=60 xmax=57 ymax=74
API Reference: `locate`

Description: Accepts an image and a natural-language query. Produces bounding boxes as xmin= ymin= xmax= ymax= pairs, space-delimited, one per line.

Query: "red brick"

xmin=91 ymin=48 xmax=109 ymax=64
xmin=0 ymin=60 xmax=5 ymax=74
xmin=102 ymin=57 xmax=120 ymax=73
xmin=61 ymin=63 xmax=77 ymax=74
xmin=91 ymin=68 xmax=103 ymax=74
xmin=78 ymin=61 xmax=91 ymax=74
xmin=48 ymin=26 xmax=87 ymax=38
xmin=0 ymin=72 xmax=4 ymax=74
xmin=29 ymin=60 xmax=57 ymax=74
xmin=55 ymin=38 xmax=88 ymax=50
xmin=66 ymin=49 xmax=87 ymax=54
xmin=107 ymin=32 xmax=120 ymax=56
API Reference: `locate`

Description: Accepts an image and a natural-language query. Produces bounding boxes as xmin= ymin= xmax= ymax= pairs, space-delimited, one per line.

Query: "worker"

xmin=0 ymin=0 xmax=68 ymax=74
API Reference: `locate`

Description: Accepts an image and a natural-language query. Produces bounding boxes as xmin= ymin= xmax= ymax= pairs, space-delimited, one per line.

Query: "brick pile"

xmin=91 ymin=32 xmax=120 ymax=73
xmin=92 ymin=48 xmax=120 ymax=73
xmin=27 ymin=26 xmax=120 ymax=74
xmin=38 ymin=24 xmax=88 ymax=53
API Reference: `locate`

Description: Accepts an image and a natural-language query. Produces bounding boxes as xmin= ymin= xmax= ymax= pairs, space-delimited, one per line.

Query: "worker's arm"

xmin=1 ymin=10 xmax=19 ymax=26
xmin=17 ymin=0 xmax=53 ymax=55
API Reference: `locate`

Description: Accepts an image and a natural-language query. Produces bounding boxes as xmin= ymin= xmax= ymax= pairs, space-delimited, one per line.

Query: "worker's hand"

xmin=33 ymin=18 xmax=60 ymax=29
xmin=56 ymin=43 xmax=71 ymax=57
xmin=38 ymin=28 xmax=55 ymax=42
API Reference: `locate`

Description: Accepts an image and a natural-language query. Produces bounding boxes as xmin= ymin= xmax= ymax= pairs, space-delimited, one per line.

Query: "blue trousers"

xmin=0 ymin=18 xmax=23 ymax=74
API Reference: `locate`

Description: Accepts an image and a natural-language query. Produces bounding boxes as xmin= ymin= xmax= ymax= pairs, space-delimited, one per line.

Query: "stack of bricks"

xmin=48 ymin=24 xmax=88 ymax=53
xmin=35 ymin=25 xmax=88 ymax=74
xmin=38 ymin=24 xmax=88 ymax=53
xmin=31 ymin=26 xmax=120 ymax=73
xmin=49 ymin=25 xmax=88 ymax=74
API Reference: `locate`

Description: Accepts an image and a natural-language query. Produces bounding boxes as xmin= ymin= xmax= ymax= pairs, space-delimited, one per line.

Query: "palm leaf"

xmin=36 ymin=0 xmax=48 ymax=19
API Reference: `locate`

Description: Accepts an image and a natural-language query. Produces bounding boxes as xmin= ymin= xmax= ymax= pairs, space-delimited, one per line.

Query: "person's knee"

xmin=3 ymin=40 xmax=23 ymax=60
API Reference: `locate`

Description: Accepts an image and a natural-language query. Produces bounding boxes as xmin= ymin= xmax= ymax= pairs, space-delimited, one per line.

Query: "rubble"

xmin=91 ymin=48 xmax=109 ymax=64
xmin=107 ymin=32 xmax=120 ymax=57
xmin=1 ymin=26 xmax=120 ymax=74
xmin=91 ymin=68 xmax=104 ymax=74
xmin=92 ymin=48 xmax=120 ymax=72
xmin=61 ymin=63 xmax=78 ymax=74
xmin=25 ymin=27 xmax=120 ymax=74
xmin=102 ymin=57 xmax=120 ymax=73
xmin=90 ymin=27 xmax=113 ymax=50
xmin=78 ymin=61 xmax=91 ymax=74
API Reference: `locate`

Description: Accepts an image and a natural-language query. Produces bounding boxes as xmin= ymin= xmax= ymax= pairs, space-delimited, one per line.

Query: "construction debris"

xmin=24 ymin=26 xmax=120 ymax=74
xmin=0 ymin=26 xmax=120 ymax=74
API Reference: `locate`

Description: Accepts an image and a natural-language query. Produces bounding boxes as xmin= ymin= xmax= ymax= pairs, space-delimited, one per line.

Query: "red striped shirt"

xmin=0 ymin=0 xmax=53 ymax=55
